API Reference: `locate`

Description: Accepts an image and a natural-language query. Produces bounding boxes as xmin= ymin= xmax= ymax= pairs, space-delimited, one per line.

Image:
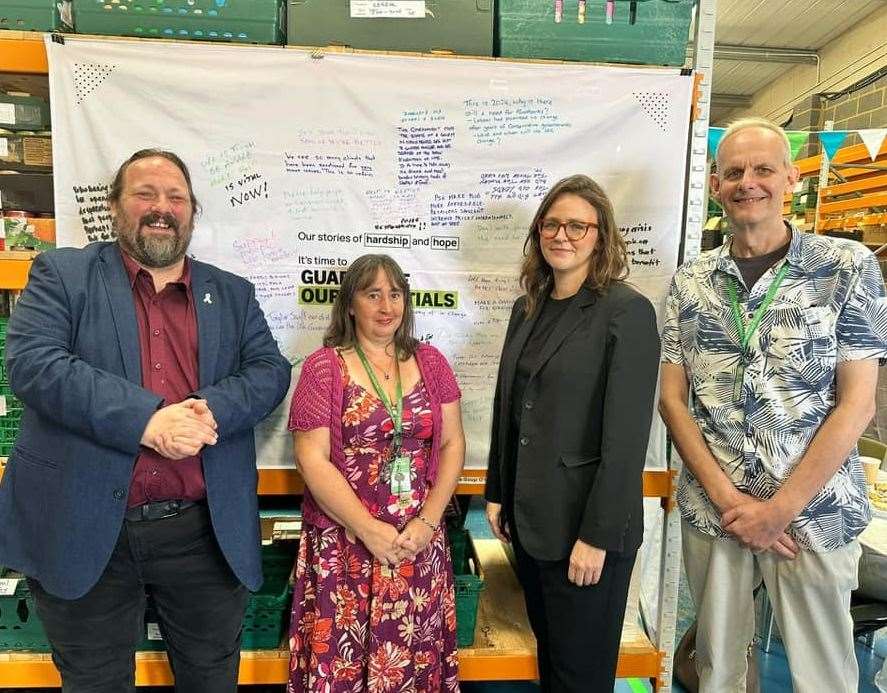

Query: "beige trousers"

xmin=682 ymin=521 xmax=862 ymax=693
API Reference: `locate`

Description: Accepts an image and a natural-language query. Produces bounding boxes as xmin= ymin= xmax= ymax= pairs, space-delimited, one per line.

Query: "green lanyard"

xmin=354 ymin=343 xmax=403 ymax=450
xmin=726 ymin=262 xmax=790 ymax=351
xmin=726 ymin=262 xmax=790 ymax=401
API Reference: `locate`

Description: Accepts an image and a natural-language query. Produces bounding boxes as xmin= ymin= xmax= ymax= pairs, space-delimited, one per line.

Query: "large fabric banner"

xmin=47 ymin=36 xmax=693 ymax=470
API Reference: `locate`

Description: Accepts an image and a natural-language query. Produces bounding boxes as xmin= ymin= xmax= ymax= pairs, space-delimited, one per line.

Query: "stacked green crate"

xmin=73 ymin=0 xmax=285 ymax=45
xmin=139 ymin=539 xmax=298 ymax=651
xmin=0 ymin=318 xmax=22 ymax=458
xmin=242 ymin=539 xmax=298 ymax=649
xmin=287 ymin=0 xmax=494 ymax=57
xmin=0 ymin=568 xmax=51 ymax=652
xmin=0 ymin=1 xmax=72 ymax=32
xmin=448 ymin=527 xmax=484 ymax=647
xmin=498 ymin=0 xmax=696 ymax=66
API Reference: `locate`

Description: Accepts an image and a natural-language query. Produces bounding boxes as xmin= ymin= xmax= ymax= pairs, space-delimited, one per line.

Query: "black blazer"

xmin=484 ymin=282 xmax=660 ymax=561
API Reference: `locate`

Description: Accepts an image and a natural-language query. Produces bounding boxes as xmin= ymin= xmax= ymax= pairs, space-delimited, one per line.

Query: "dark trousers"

xmin=510 ymin=520 xmax=637 ymax=693
xmin=28 ymin=503 xmax=248 ymax=693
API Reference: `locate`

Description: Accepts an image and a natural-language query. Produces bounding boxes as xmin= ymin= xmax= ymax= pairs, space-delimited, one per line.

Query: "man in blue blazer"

xmin=0 ymin=149 xmax=292 ymax=692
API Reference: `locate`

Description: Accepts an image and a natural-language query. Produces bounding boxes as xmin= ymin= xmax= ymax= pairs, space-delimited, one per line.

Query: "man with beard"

xmin=0 ymin=149 xmax=292 ymax=692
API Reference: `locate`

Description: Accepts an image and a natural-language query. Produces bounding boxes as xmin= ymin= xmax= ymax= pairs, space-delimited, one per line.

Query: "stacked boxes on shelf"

xmin=0 ymin=93 xmax=52 ymax=172
xmin=286 ymin=0 xmax=495 ymax=56
xmin=73 ymin=0 xmax=286 ymax=45
xmin=0 ymin=93 xmax=55 ymax=250
xmin=0 ymin=132 xmax=52 ymax=170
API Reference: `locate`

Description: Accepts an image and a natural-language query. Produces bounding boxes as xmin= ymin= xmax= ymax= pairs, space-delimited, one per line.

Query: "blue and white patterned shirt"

xmin=662 ymin=226 xmax=887 ymax=551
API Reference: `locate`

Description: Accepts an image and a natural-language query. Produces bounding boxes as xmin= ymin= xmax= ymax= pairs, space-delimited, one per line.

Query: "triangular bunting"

xmin=858 ymin=129 xmax=887 ymax=161
xmin=786 ymin=131 xmax=810 ymax=161
xmin=818 ymin=131 xmax=848 ymax=161
xmin=708 ymin=127 xmax=725 ymax=159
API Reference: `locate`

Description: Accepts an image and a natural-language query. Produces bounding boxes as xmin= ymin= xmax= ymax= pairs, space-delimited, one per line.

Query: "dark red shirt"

xmin=120 ymin=248 xmax=206 ymax=507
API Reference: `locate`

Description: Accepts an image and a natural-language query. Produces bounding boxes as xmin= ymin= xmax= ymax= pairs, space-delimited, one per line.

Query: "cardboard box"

xmin=0 ymin=134 xmax=52 ymax=169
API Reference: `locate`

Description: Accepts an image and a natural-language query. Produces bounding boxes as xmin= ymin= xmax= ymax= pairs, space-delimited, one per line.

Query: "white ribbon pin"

xmin=203 ymin=292 xmax=212 ymax=305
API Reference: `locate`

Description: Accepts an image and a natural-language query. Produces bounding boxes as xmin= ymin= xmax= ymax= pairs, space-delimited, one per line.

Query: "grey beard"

xmin=131 ymin=229 xmax=188 ymax=268
xmin=115 ymin=218 xmax=191 ymax=269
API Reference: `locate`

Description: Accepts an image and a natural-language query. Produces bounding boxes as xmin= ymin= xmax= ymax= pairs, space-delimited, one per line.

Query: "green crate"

xmin=73 ymin=0 xmax=286 ymax=45
xmin=287 ymin=0 xmax=494 ymax=57
xmin=0 ymin=569 xmax=52 ymax=652
xmin=138 ymin=540 xmax=297 ymax=652
xmin=447 ymin=526 xmax=468 ymax=574
xmin=454 ymin=533 xmax=484 ymax=648
xmin=0 ymin=1 xmax=71 ymax=32
xmin=0 ymin=92 xmax=51 ymax=132
xmin=242 ymin=539 xmax=297 ymax=649
xmin=498 ymin=0 xmax=695 ymax=67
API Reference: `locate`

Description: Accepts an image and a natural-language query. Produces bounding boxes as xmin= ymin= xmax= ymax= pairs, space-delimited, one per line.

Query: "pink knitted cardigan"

xmin=288 ymin=342 xmax=461 ymax=529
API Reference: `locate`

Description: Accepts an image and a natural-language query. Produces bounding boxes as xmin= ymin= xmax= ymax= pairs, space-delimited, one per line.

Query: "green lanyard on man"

xmin=726 ymin=262 xmax=790 ymax=403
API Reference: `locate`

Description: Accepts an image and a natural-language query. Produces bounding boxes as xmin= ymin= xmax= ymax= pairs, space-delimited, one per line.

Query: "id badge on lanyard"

xmin=354 ymin=344 xmax=412 ymax=506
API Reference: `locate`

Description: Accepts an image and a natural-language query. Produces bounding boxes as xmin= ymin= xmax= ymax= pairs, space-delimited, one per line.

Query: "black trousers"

xmin=510 ymin=519 xmax=637 ymax=693
xmin=28 ymin=503 xmax=248 ymax=693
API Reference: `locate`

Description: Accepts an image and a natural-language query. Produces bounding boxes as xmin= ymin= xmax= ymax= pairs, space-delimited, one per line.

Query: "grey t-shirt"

xmin=732 ymin=240 xmax=790 ymax=290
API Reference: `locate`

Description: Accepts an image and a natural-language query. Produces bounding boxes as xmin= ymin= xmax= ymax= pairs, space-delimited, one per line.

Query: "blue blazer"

xmin=0 ymin=242 xmax=292 ymax=599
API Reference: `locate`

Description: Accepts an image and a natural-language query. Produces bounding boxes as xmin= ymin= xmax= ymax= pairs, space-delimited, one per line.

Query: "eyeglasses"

xmin=538 ymin=218 xmax=599 ymax=241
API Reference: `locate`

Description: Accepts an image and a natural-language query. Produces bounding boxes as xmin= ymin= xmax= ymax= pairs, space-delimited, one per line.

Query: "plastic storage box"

xmin=498 ymin=0 xmax=696 ymax=66
xmin=0 ymin=93 xmax=51 ymax=132
xmin=139 ymin=539 xmax=298 ymax=651
xmin=0 ymin=173 xmax=55 ymax=215
xmin=0 ymin=568 xmax=52 ymax=652
xmin=0 ymin=1 xmax=72 ymax=32
xmin=287 ymin=0 xmax=494 ymax=56
xmin=73 ymin=0 xmax=286 ymax=45
xmin=449 ymin=528 xmax=484 ymax=648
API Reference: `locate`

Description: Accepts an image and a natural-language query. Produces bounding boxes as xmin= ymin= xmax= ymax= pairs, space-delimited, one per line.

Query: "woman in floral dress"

xmin=288 ymin=254 xmax=465 ymax=692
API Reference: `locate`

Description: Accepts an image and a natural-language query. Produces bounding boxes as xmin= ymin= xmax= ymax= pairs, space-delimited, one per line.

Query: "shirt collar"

xmin=118 ymin=244 xmax=192 ymax=289
xmin=714 ymin=221 xmax=802 ymax=277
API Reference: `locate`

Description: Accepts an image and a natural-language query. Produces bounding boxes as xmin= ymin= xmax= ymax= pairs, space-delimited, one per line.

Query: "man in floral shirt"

xmin=660 ymin=117 xmax=887 ymax=693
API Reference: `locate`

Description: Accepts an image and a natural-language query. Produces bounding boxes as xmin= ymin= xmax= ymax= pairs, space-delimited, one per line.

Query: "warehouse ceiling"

xmin=710 ymin=0 xmax=887 ymax=125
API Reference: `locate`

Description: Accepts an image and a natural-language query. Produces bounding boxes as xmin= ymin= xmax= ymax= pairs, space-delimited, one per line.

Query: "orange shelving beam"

xmin=0 ymin=32 xmax=47 ymax=74
xmin=796 ymin=141 xmax=887 ymax=177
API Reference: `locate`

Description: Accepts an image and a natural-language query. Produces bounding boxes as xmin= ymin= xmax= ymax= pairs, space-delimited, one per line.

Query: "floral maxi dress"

xmin=288 ymin=357 xmax=460 ymax=693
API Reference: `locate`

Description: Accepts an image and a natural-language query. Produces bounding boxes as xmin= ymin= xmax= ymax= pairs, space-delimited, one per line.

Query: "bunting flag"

xmin=786 ymin=131 xmax=810 ymax=161
xmin=858 ymin=128 xmax=887 ymax=162
xmin=708 ymin=127 xmax=725 ymax=158
xmin=707 ymin=126 xmax=887 ymax=163
xmin=818 ymin=131 xmax=849 ymax=161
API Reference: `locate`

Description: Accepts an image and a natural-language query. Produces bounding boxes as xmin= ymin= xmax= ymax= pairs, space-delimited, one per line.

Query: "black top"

xmin=732 ymin=240 xmax=790 ymax=290
xmin=511 ymin=293 xmax=574 ymax=431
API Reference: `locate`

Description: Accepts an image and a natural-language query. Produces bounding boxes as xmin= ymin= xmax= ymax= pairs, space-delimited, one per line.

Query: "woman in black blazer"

xmin=484 ymin=174 xmax=660 ymax=692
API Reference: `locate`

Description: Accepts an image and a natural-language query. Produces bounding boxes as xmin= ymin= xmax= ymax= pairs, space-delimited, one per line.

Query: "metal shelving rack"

xmin=0 ymin=2 xmax=720 ymax=685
